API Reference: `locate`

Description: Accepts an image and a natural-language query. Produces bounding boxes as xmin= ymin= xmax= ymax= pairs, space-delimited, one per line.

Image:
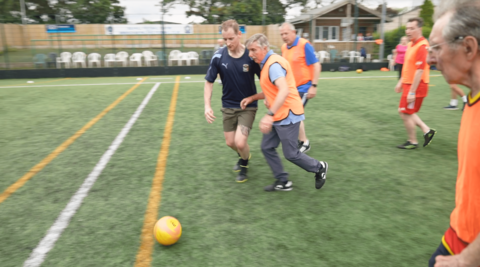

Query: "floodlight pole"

xmin=20 ymin=0 xmax=27 ymax=24
xmin=379 ymin=0 xmax=386 ymax=61
xmin=262 ymin=0 xmax=268 ymax=31
xmin=161 ymin=2 xmax=167 ymax=66
xmin=354 ymin=0 xmax=358 ymax=51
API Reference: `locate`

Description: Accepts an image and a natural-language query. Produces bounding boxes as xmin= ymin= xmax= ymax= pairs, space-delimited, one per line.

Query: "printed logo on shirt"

xmin=222 ymin=63 xmax=228 ymax=69
xmin=243 ymin=64 xmax=249 ymax=72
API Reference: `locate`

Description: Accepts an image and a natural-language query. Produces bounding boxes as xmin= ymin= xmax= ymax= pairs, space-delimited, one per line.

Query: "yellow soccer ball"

xmin=356 ymin=69 xmax=363 ymax=74
xmin=153 ymin=216 xmax=182 ymax=246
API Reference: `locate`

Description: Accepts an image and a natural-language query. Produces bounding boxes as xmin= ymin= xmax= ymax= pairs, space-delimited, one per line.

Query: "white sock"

xmin=462 ymin=95 xmax=467 ymax=102
xmin=304 ymin=140 xmax=309 ymax=146
xmin=450 ymin=99 xmax=458 ymax=106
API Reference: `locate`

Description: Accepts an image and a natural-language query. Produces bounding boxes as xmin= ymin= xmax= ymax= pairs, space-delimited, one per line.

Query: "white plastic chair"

xmin=142 ymin=50 xmax=157 ymax=66
xmin=56 ymin=52 xmax=72 ymax=68
xmin=366 ymin=54 xmax=371 ymax=62
xmin=341 ymin=50 xmax=349 ymax=58
xmin=129 ymin=53 xmax=143 ymax=67
xmin=104 ymin=53 xmax=116 ymax=67
xmin=318 ymin=51 xmax=330 ymax=63
xmin=72 ymin=52 xmax=87 ymax=68
xmin=387 ymin=54 xmax=395 ymax=71
xmin=116 ymin=51 xmax=129 ymax=67
xmin=168 ymin=50 xmax=182 ymax=66
xmin=348 ymin=51 xmax=359 ymax=63
xmin=87 ymin=53 xmax=101 ymax=67
xmin=187 ymin=51 xmax=199 ymax=65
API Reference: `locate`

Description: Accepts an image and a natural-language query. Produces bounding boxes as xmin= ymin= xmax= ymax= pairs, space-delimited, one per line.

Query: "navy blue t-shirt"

xmin=205 ymin=47 xmax=260 ymax=108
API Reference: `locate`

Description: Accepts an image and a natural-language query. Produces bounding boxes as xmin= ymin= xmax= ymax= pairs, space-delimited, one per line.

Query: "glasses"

xmin=426 ymin=36 xmax=465 ymax=53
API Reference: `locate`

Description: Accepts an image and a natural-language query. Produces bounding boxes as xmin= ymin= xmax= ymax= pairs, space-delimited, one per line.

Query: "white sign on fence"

xmin=104 ymin=24 xmax=194 ymax=35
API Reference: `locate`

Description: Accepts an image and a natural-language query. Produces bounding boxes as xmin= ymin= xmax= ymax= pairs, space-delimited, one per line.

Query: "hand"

xmin=259 ymin=115 xmax=273 ymax=134
xmin=240 ymin=97 xmax=252 ymax=110
xmin=434 ymin=255 xmax=472 ymax=267
xmin=407 ymin=93 xmax=415 ymax=103
xmin=395 ymin=84 xmax=403 ymax=93
xmin=204 ymin=106 xmax=216 ymax=123
xmin=264 ymin=98 xmax=270 ymax=109
xmin=307 ymin=85 xmax=317 ymax=99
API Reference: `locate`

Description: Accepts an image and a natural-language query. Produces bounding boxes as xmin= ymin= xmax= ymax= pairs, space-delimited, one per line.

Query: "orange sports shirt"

xmin=449 ymin=91 xmax=480 ymax=244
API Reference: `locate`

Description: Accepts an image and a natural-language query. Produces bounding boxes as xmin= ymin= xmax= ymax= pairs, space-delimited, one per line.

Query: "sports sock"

xmin=462 ymin=95 xmax=467 ymax=102
xmin=450 ymin=99 xmax=458 ymax=106
xmin=240 ymin=158 xmax=249 ymax=166
xmin=303 ymin=140 xmax=310 ymax=146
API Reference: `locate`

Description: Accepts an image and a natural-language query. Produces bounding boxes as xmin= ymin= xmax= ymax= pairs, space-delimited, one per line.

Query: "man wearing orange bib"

xmin=394 ymin=17 xmax=436 ymax=149
xmin=280 ymin=22 xmax=321 ymax=153
xmin=240 ymin=34 xmax=328 ymax=192
xmin=426 ymin=2 xmax=480 ymax=266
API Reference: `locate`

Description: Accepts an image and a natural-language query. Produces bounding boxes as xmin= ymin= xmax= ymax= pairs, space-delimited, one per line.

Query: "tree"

xmin=182 ymin=0 xmax=289 ymax=25
xmin=0 ymin=0 xmax=127 ymax=24
xmin=419 ymin=0 xmax=434 ymax=28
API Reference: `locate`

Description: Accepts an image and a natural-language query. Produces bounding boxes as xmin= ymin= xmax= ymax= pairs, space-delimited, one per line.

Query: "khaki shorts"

xmin=221 ymin=107 xmax=258 ymax=132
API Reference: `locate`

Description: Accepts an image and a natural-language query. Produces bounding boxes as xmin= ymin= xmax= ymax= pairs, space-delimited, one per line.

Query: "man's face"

xmin=406 ymin=21 xmax=421 ymax=40
xmin=280 ymin=26 xmax=296 ymax=46
xmin=427 ymin=13 xmax=467 ymax=84
xmin=222 ymin=28 xmax=241 ymax=51
xmin=248 ymin=42 xmax=268 ymax=64
xmin=217 ymin=39 xmax=224 ymax=47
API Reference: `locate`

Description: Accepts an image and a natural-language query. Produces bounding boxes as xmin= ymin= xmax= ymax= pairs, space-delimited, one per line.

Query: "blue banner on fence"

xmin=46 ymin=25 xmax=76 ymax=33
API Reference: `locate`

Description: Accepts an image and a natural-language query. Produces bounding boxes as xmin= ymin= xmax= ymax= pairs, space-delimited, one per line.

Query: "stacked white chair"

xmin=56 ymin=52 xmax=72 ymax=68
xmin=87 ymin=53 xmax=101 ymax=67
xmin=318 ymin=51 xmax=330 ymax=63
xmin=104 ymin=53 xmax=116 ymax=67
xmin=187 ymin=51 xmax=199 ymax=65
xmin=348 ymin=51 xmax=359 ymax=63
xmin=72 ymin=52 xmax=87 ymax=68
xmin=168 ymin=50 xmax=182 ymax=66
xmin=116 ymin=51 xmax=129 ymax=67
xmin=129 ymin=53 xmax=143 ymax=67
xmin=142 ymin=51 xmax=158 ymax=66
xmin=387 ymin=54 xmax=395 ymax=71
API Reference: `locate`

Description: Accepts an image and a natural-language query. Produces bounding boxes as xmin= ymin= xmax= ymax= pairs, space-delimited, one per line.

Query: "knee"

xmin=283 ymin=149 xmax=300 ymax=162
xmin=235 ymin=140 xmax=246 ymax=151
xmin=261 ymin=142 xmax=274 ymax=153
xmin=225 ymin=139 xmax=235 ymax=148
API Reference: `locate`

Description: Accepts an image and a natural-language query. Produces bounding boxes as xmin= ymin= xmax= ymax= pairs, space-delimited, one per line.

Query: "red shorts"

xmin=399 ymin=95 xmax=424 ymax=114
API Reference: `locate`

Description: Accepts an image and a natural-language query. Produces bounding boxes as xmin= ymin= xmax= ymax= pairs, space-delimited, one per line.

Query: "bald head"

xmin=279 ymin=22 xmax=297 ymax=46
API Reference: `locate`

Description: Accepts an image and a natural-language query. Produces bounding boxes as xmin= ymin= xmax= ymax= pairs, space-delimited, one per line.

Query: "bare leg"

xmin=450 ymin=84 xmax=465 ymax=97
xmin=411 ymin=113 xmax=430 ymax=134
xmin=234 ymin=125 xmax=251 ymax=160
xmin=298 ymin=121 xmax=308 ymax=143
xmin=224 ymin=131 xmax=237 ymax=152
xmin=400 ymin=113 xmax=418 ymax=144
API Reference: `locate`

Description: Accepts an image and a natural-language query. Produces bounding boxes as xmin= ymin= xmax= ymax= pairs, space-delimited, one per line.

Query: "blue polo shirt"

xmin=260 ymin=50 xmax=305 ymax=126
xmin=205 ymin=47 xmax=260 ymax=108
xmin=285 ymin=36 xmax=319 ymax=93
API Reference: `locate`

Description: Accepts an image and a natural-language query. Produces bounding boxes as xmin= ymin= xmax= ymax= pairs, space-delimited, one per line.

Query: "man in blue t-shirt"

xmin=280 ymin=22 xmax=321 ymax=154
xmin=204 ymin=19 xmax=261 ymax=183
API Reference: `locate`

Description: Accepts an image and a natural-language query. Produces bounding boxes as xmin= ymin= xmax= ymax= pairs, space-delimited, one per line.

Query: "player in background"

xmin=394 ymin=17 xmax=436 ymax=149
xmin=204 ymin=19 xmax=260 ymax=183
xmin=279 ymin=22 xmax=321 ymax=153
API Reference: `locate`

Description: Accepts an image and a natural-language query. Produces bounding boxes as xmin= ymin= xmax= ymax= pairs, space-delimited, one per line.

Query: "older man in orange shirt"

xmin=427 ymin=1 xmax=480 ymax=267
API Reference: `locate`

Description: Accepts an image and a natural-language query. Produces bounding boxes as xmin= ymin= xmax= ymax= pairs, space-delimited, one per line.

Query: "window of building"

xmin=314 ymin=26 xmax=340 ymax=41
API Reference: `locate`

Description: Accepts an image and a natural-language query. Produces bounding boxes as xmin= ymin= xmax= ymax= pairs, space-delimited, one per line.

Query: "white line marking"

xmin=23 ymin=82 xmax=161 ymax=267
xmin=150 ymin=78 xmax=174 ymax=80
xmin=0 ymin=74 xmax=443 ymax=89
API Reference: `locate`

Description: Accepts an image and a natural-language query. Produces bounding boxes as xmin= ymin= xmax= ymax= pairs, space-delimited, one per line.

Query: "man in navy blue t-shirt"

xmin=204 ymin=19 xmax=261 ymax=183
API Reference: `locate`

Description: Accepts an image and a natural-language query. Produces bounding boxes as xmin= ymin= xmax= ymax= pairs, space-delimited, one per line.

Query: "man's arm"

xmin=269 ymin=77 xmax=290 ymax=114
xmin=308 ymin=62 xmax=321 ymax=99
xmin=435 ymin=233 xmax=480 ymax=267
xmin=204 ymin=81 xmax=216 ymax=123
xmin=240 ymin=92 xmax=265 ymax=109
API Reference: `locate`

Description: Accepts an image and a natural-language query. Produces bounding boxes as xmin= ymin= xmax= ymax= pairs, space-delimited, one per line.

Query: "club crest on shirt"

xmin=243 ymin=64 xmax=249 ymax=72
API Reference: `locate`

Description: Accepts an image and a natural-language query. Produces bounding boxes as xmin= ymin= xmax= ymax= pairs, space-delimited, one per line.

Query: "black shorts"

xmin=428 ymin=241 xmax=452 ymax=267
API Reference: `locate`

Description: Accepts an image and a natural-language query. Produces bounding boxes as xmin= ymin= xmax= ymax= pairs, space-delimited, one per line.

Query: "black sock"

xmin=240 ymin=158 xmax=249 ymax=166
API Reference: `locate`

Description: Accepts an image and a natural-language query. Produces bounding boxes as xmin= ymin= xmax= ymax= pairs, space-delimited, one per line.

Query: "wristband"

xmin=312 ymin=84 xmax=317 ymax=88
xmin=409 ymin=92 xmax=415 ymax=95
xmin=267 ymin=110 xmax=274 ymax=116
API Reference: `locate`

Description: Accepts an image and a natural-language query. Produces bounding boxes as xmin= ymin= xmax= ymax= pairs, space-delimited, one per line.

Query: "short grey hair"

xmin=245 ymin=33 xmax=270 ymax=49
xmin=442 ymin=2 xmax=480 ymax=50
xmin=280 ymin=22 xmax=295 ymax=31
xmin=434 ymin=0 xmax=473 ymax=20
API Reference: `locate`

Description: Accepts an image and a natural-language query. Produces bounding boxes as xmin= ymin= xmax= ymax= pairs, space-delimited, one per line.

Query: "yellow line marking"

xmin=134 ymin=76 xmax=180 ymax=267
xmin=3 ymin=78 xmax=70 ymax=87
xmin=0 ymin=78 xmax=148 ymax=205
